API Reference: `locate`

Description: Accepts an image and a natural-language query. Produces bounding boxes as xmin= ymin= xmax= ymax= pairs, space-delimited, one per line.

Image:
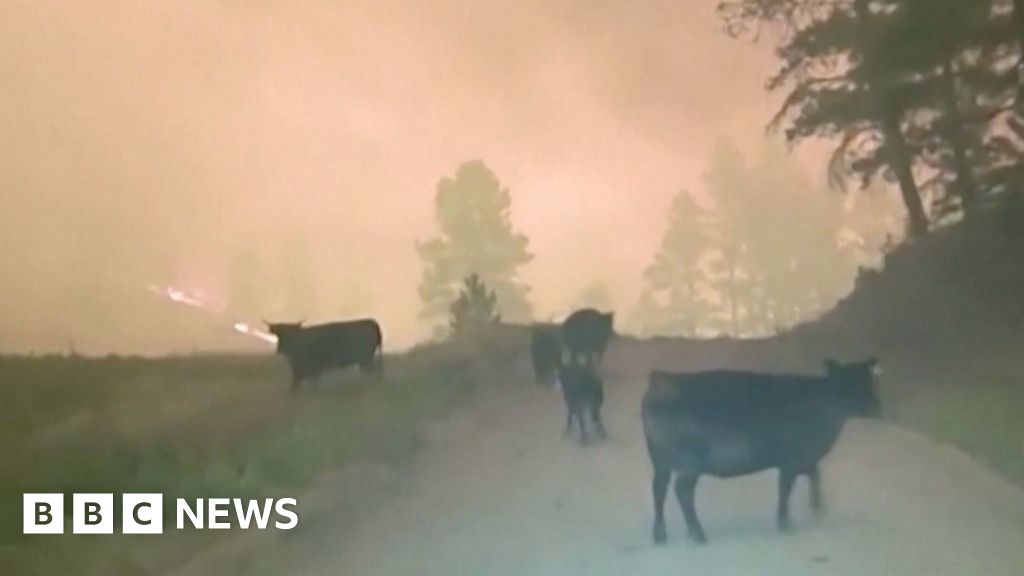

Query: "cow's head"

xmin=825 ymin=358 xmax=882 ymax=418
xmin=601 ymin=312 xmax=615 ymax=335
xmin=264 ymin=321 xmax=304 ymax=353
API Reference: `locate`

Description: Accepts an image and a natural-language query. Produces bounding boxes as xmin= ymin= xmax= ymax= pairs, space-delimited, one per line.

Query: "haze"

xmin=2 ymin=0 xmax=798 ymax=354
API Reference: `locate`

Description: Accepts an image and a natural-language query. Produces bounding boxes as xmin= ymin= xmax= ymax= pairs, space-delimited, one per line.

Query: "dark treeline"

xmin=719 ymin=0 xmax=1024 ymax=234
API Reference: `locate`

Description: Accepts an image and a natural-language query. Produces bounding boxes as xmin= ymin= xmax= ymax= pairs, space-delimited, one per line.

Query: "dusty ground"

xmin=303 ymin=341 xmax=1024 ymax=576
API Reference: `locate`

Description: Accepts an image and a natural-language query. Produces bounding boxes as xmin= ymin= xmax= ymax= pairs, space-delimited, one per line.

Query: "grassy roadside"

xmin=878 ymin=355 xmax=1024 ymax=487
xmin=0 ymin=330 xmax=526 ymax=575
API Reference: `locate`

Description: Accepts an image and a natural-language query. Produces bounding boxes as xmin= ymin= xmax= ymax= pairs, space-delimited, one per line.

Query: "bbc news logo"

xmin=23 ymin=494 xmax=299 ymax=534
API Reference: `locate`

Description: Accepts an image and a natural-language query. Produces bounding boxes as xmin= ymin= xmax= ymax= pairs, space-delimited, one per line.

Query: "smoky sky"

xmin=1 ymin=0 xmax=798 ymax=354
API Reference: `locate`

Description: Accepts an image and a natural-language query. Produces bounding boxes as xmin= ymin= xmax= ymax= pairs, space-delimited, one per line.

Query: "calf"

xmin=642 ymin=359 xmax=881 ymax=544
xmin=558 ymin=364 xmax=607 ymax=445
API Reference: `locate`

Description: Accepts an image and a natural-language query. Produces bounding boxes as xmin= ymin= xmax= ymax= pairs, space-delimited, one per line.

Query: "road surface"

xmin=306 ymin=355 xmax=1024 ymax=576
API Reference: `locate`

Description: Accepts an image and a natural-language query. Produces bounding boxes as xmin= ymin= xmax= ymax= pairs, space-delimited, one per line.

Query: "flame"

xmin=232 ymin=322 xmax=278 ymax=344
xmin=147 ymin=284 xmax=211 ymax=310
xmin=147 ymin=284 xmax=276 ymax=345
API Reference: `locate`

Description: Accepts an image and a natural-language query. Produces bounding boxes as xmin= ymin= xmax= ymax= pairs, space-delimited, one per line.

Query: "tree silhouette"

xmin=720 ymin=0 xmax=1024 ymax=234
xmin=630 ymin=138 xmax=890 ymax=338
xmin=703 ymin=140 xmax=762 ymax=336
xmin=449 ymin=274 xmax=500 ymax=337
xmin=720 ymin=0 xmax=932 ymax=237
xmin=418 ymin=161 xmax=533 ymax=330
xmin=698 ymin=139 xmax=882 ymax=336
xmin=641 ymin=190 xmax=715 ymax=337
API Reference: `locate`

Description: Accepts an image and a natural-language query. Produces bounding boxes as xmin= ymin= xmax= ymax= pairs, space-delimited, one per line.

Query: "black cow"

xmin=562 ymin=309 xmax=614 ymax=367
xmin=530 ymin=325 xmax=562 ymax=385
xmin=265 ymin=319 xmax=383 ymax=389
xmin=558 ymin=363 xmax=607 ymax=445
xmin=642 ymin=359 xmax=881 ymax=544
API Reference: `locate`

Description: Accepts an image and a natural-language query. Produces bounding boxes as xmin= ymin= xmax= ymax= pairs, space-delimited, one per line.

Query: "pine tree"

xmin=703 ymin=140 xmax=763 ymax=336
xmin=449 ymin=274 xmax=500 ymax=337
xmin=642 ymin=190 xmax=715 ymax=337
xmin=720 ymin=0 xmax=932 ymax=237
xmin=721 ymin=0 xmax=1024 ymax=232
xmin=701 ymin=139 xmax=863 ymax=334
xmin=418 ymin=160 xmax=533 ymax=328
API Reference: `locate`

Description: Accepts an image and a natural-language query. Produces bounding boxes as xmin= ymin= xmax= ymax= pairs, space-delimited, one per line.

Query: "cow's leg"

xmin=777 ymin=468 xmax=797 ymax=533
xmin=564 ymin=409 xmax=574 ymax=438
xmin=366 ymin=349 xmax=384 ymax=379
xmin=651 ymin=467 xmax=671 ymax=544
xmin=675 ymin=475 xmax=707 ymax=544
xmin=577 ymin=407 xmax=590 ymax=445
xmin=807 ymin=465 xmax=823 ymax=515
xmin=591 ymin=402 xmax=607 ymax=440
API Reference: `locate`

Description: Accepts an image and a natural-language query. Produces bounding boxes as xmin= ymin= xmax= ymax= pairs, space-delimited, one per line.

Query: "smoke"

xmin=1 ymin=0 xmax=804 ymax=354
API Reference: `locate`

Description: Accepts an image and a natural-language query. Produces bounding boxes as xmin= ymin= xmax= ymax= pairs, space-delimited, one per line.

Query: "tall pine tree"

xmin=418 ymin=160 xmax=533 ymax=330
xmin=642 ymin=190 xmax=715 ymax=336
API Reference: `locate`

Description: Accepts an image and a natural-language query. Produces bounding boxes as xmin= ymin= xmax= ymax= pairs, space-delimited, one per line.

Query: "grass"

xmin=880 ymin=356 xmax=1024 ymax=487
xmin=0 ymin=329 xmax=524 ymax=575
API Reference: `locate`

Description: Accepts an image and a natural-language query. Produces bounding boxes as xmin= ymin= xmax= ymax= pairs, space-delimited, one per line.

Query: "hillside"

xmin=792 ymin=204 xmax=1024 ymax=484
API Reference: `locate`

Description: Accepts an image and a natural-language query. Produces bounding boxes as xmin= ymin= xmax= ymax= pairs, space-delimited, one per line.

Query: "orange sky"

xmin=0 ymin=0 xmax=810 ymax=354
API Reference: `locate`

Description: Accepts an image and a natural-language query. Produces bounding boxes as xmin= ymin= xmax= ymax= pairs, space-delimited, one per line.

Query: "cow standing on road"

xmin=562 ymin=309 xmax=614 ymax=368
xmin=641 ymin=359 xmax=881 ymax=544
xmin=266 ymin=319 xmax=383 ymax=390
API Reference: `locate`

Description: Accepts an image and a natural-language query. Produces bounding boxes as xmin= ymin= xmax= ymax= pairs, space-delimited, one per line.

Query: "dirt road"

xmin=307 ymin=351 xmax=1024 ymax=576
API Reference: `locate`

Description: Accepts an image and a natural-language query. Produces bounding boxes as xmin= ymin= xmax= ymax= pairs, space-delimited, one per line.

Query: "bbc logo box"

xmin=24 ymin=493 xmax=163 ymax=535
xmin=23 ymin=494 xmax=64 ymax=535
